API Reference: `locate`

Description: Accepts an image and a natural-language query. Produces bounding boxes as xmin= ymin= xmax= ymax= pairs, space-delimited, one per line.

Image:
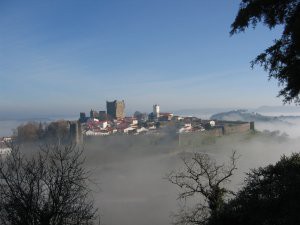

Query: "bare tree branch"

xmin=0 ymin=142 xmax=99 ymax=225
xmin=167 ymin=151 xmax=238 ymax=225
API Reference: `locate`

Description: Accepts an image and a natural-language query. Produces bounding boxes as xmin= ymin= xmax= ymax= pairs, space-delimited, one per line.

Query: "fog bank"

xmin=76 ymin=133 xmax=299 ymax=225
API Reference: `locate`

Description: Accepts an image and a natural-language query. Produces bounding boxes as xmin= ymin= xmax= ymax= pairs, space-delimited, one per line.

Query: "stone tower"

xmin=153 ymin=104 xmax=160 ymax=118
xmin=69 ymin=121 xmax=83 ymax=144
xmin=106 ymin=100 xmax=125 ymax=120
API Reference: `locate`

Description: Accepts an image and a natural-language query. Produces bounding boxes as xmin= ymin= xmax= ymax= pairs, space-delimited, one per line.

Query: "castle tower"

xmin=90 ymin=109 xmax=99 ymax=119
xmin=106 ymin=100 xmax=125 ymax=120
xmin=153 ymin=104 xmax=160 ymax=118
xmin=69 ymin=121 xmax=83 ymax=144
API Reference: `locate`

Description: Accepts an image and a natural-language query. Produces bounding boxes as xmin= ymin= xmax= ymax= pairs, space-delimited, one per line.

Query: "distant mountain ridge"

xmin=210 ymin=110 xmax=285 ymax=122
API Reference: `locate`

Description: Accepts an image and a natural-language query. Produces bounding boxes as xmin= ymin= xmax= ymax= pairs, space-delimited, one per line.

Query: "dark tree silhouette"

xmin=0 ymin=143 xmax=99 ymax=225
xmin=167 ymin=152 xmax=238 ymax=225
xmin=231 ymin=0 xmax=300 ymax=103
xmin=16 ymin=122 xmax=41 ymax=142
xmin=209 ymin=153 xmax=300 ymax=225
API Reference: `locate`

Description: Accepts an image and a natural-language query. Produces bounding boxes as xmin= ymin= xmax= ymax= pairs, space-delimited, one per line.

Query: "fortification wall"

xmin=178 ymin=122 xmax=254 ymax=147
xmin=223 ymin=122 xmax=251 ymax=135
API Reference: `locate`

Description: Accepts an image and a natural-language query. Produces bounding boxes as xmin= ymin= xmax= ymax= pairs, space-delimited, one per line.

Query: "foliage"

xmin=209 ymin=153 xmax=300 ymax=225
xmin=204 ymin=123 xmax=212 ymax=130
xmin=16 ymin=122 xmax=42 ymax=142
xmin=44 ymin=120 xmax=70 ymax=140
xmin=210 ymin=110 xmax=277 ymax=122
xmin=0 ymin=143 xmax=98 ymax=225
xmin=167 ymin=152 xmax=238 ymax=225
xmin=231 ymin=0 xmax=300 ymax=103
xmin=16 ymin=121 xmax=70 ymax=142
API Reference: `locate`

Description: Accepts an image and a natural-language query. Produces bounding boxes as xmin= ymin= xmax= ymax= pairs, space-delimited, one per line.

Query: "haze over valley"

xmin=1 ymin=104 xmax=300 ymax=225
xmin=1 ymin=1 xmax=300 ymax=224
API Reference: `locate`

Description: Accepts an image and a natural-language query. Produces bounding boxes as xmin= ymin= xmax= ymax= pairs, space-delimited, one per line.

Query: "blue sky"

xmin=0 ymin=0 xmax=286 ymax=117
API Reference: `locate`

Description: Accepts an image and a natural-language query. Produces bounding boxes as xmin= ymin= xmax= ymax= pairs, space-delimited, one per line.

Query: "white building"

xmin=179 ymin=123 xmax=192 ymax=133
xmin=153 ymin=104 xmax=160 ymax=118
xmin=123 ymin=127 xmax=136 ymax=134
xmin=209 ymin=120 xmax=216 ymax=127
xmin=85 ymin=130 xmax=109 ymax=136
xmin=136 ymin=127 xmax=148 ymax=134
xmin=99 ymin=121 xmax=108 ymax=129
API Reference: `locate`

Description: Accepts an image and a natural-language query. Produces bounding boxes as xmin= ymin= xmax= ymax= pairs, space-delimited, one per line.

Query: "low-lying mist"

xmin=80 ymin=132 xmax=299 ymax=225
xmin=16 ymin=120 xmax=300 ymax=225
xmin=255 ymin=117 xmax=300 ymax=138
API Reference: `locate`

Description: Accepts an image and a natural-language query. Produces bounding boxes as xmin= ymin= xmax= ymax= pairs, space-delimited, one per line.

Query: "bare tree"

xmin=167 ymin=151 xmax=238 ymax=225
xmin=0 ymin=142 xmax=99 ymax=225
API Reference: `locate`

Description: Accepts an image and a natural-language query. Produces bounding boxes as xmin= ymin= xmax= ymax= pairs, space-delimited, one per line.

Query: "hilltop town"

xmin=72 ymin=100 xmax=255 ymax=142
xmin=0 ymin=99 xmax=255 ymax=148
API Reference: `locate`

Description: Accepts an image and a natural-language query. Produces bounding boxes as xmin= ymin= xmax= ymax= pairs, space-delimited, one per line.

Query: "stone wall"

xmin=223 ymin=122 xmax=251 ymax=135
xmin=178 ymin=121 xmax=254 ymax=147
